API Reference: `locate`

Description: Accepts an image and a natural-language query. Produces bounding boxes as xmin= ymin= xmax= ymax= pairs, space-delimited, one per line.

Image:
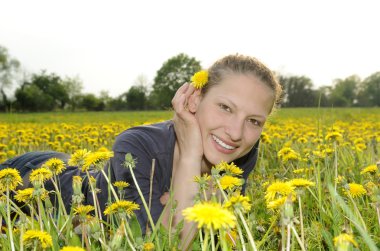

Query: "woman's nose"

xmin=225 ymin=118 xmax=244 ymax=141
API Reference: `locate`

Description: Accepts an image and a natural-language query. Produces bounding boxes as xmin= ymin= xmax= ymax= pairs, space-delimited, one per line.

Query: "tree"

xmin=126 ymin=84 xmax=147 ymax=110
xmin=316 ymin=86 xmax=333 ymax=107
xmin=0 ymin=45 xmax=20 ymax=112
xmin=62 ymin=75 xmax=83 ymax=111
xmin=78 ymin=93 xmax=105 ymax=111
xmin=278 ymin=75 xmax=316 ymax=107
xmin=31 ymin=71 xmax=69 ymax=109
xmin=150 ymin=53 xmax=201 ymax=109
xmin=14 ymin=71 xmax=69 ymax=111
xmin=15 ymin=83 xmax=55 ymax=111
xmin=107 ymin=92 xmax=128 ymax=111
xmin=330 ymin=75 xmax=359 ymax=107
xmin=357 ymin=72 xmax=380 ymax=107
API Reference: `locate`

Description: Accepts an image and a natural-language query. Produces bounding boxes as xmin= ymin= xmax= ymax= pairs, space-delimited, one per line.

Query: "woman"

xmin=1 ymin=54 xmax=282 ymax=248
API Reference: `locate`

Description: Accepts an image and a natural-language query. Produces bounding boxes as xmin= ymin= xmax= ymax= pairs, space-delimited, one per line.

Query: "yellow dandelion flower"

xmin=360 ymin=164 xmax=377 ymax=175
xmin=277 ymin=147 xmax=293 ymax=157
xmin=191 ymin=70 xmax=208 ymax=89
xmin=97 ymin=147 xmax=110 ymax=152
xmin=288 ymin=178 xmax=315 ymax=188
xmin=224 ymin=194 xmax=252 ymax=212
xmin=7 ymin=150 xmax=16 ymax=158
xmin=297 ymin=137 xmax=308 ymax=143
xmin=267 ymin=194 xmax=296 ymax=210
xmin=104 ymin=200 xmax=140 ymax=216
xmin=214 ymin=161 xmax=244 ymax=176
xmin=194 ymin=173 xmax=211 ymax=183
xmin=182 ymin=201 xmax=236 ymax=230
xmin=335 ymin=175 xmax=345 ymax=184
xmin=42 ymin=158 xmax=66 ymax=175
xmin=82 ymin=151 xmax=114 ymax=172
xmin=265 ymin=181 xmax=294 ymax=202
xmin=68 ymin=149 xmax=90 ymax=167
xmin=293 ymin=167 xmax=314 ymax=174
xmin=23 ymin=230 xmax=53 ymax=249
xmin=74 ymin=205 xmax=95 ymax=216
xmin=345 ymin=183 xmax=367 ymax=198
xmin=260 ymin=132 xmax=272 ymax=144
xmin=267 ymin=196 xmax=287 ymax=210
xmin=143 ymin=242 xmax=155 ymax=251
xmin=29 ymin=167 xmax=53 ymax=185
xmin=364 ymin=181 xmax=377 ymax=194
xmin=277 ymin=147 xmax=300 ymax=162
xmin=60 ymin=246 xmax=86 ymax=251
xmin=354 ymin=143 xmax=366 ymax=152
xmin=219 ymin=175 xmax=244 ymax=190
xmin=14 ymin=188 xmax=34 ymax=203
xmin=0 ymin=168 xmax=22 ymax=191
xmin=14 ymin=188 xmax=48 ymax=203
xmin=333 ymin=233 xmax=358 ymax=248
xmin=113 ymin=181 xmax=130 ymax=189
xmin=262 ymin=181 xmax=269 ymax=188
xmin=325 ymin=131 xmax=343 ymax=142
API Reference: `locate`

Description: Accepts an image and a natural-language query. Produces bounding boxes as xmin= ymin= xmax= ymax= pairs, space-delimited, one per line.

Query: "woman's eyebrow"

xmin=217 ymin=96 xmax=267 ymax=119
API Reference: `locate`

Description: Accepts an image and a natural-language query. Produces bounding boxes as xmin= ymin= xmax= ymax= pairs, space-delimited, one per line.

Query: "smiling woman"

xmin=0 ymin=54 xmax=282 ymax=250
xmin=168 ymin=54 xmax=282 ymax=248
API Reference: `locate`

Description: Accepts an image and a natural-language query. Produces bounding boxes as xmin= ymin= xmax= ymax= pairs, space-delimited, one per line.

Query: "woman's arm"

xmin=162 ymin=83 xmax=204 ymax=250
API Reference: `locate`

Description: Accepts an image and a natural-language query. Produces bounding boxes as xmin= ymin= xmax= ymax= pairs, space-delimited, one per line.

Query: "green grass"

xmin=1 ymin=108 xmax=379 ymax=124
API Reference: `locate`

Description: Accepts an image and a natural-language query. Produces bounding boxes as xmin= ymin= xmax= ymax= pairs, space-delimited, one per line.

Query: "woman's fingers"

xmin=172 ymin=83 xmax=196 ymax=113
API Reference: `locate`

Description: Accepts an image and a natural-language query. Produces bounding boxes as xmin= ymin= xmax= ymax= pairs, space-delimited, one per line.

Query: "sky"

xmin=1 ymin=0 xmax=379 ymax=97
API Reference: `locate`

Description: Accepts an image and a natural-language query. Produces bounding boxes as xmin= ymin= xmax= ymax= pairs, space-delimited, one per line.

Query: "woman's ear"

xmin=188 ymin=89 xmax=202 ymax=113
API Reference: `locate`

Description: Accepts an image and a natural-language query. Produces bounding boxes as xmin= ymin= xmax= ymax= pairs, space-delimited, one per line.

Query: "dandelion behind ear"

xmin=191 ymin=70 xmax=208 ymax=89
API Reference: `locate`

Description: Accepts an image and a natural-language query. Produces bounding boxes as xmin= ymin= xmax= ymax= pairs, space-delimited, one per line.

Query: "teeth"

xmin=212 ymin=135 xmax=236 ymax=150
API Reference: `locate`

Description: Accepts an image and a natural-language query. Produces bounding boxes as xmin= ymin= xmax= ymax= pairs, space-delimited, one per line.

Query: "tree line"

xmin=1 ymin=45 xmax=379 ymax=112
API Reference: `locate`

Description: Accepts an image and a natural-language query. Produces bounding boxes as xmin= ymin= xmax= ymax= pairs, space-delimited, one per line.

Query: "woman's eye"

xmin=219 ymin=104 xmax=231 ymax=112
xmin=248 ymin=118 xmax=261 ymax=127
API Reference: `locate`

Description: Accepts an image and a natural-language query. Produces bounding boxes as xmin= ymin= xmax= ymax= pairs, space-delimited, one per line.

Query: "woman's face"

xmin=193 ymin=73 xmax=274 ymax=166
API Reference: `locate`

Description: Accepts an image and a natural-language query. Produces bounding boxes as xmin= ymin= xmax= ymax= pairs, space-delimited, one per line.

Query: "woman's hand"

xmin=171 ymin=82 xmax=203 ymax=162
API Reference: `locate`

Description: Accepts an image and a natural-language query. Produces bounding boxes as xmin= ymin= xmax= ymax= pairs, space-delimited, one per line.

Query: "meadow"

xmin=0 ymin=108 xmax=379 ymax=250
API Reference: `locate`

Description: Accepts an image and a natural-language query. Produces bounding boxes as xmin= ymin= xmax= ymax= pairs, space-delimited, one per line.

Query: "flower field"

xmin=0 ymin=108 xmax=379 ymax=250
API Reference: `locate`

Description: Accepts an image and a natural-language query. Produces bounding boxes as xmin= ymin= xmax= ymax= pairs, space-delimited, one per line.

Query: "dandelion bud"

xmin=123 ymin=153 xmax=136 ymax=169
xmin=282 ymin=195 xmax=294 ymax=225
xmin=110 ymin=221 xmax=125 ymax=250
xmin=88 ymin=218 xmax=101 ymax=240
xmin=72 ymin=176 xmax=84 ymax=205
xmin=44 ymin=197 xmax=54 ymax=214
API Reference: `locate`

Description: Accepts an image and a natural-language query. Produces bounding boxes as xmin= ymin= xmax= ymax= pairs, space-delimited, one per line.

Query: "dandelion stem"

xmin=50 ymin=175 xmax=68 ymax=217
xmin=202 ymin=229 xmax=210 ymax=251
xmin=286 ymin=224 xmax=291 ymax=251
xmin=376 ymin=206 xmax=380 ymax=229
xmin=199 ymin=229 xmax=204 ymax=251
xmin=6 ymin=186 xmax=16 ymax=251
xmin=85 ymin=171 xmax=106 ymax=239
xmin=123 ymin=223 xmax=137 ymax=251
xmin=236 ymin=220 xmax=246 ymax=251
xmin=237 ymin=209 xmax=257 ymax=251
xmin=256 ymin=214 xmax=278 ymax=249
xmin=210 ymin=227 xmax=216 ymax=251
xmin=100 ymin=169 xmax=119 ymax=201
xmin=291 ymin=225 xmax=306 ymax=251
xmin=127 ymin=164 xmax=156 ymax=232
xmin=333 ymin=142 xmax=338 ymax=192
xmin=348 ymin=195 xmax=367 ymax=232
xmin=298 ymin=194 xmax=305 ymax=247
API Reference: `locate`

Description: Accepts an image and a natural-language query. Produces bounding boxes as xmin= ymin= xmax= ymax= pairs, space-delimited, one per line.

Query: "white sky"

xmin=1 ymin=0 xmax=379 ymax=97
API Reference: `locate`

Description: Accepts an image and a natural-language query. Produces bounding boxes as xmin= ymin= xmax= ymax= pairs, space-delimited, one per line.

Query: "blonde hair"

xmin=202 ymin=54 xmax=282 ymax=112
